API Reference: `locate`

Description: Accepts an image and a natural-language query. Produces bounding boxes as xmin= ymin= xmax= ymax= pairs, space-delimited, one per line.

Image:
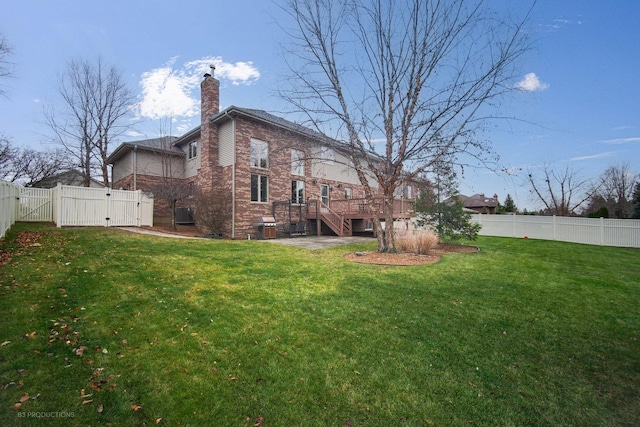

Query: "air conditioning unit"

xmin=175 ymin=207 xmax=195 ymax=225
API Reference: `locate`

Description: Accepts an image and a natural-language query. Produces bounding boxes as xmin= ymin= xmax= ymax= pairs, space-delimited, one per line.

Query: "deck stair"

xmin=319 ymin=203 xmax=352 ymax=237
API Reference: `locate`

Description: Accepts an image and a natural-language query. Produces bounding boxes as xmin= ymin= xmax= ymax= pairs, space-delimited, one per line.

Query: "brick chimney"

xmin=201 ymin=65 xmax=220 ymax=117
xmin=196 ymin=66 xmax=221 ymax=192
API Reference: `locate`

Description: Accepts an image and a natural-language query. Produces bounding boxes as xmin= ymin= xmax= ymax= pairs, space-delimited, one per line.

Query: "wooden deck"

xmin=306 ymin=197 xmax=414 ymax=237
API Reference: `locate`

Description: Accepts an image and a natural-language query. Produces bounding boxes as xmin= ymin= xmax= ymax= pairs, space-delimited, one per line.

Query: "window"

xmin=291 ymin=180 xmax=305 ymax=204
xmin=291 ymin=149 xmax=305 ymax=176
xmin=406 ymin=185 xmax=413 ymax=199
xmin=251 ymin=174 xmax=268 ymax=203
xmin=344 ymin=187 xmax=352 ymax=199
xmin=188 ymin=140 xmax=198 ymax=159
xmin=250 ymin=138 xmax=268 ymax=169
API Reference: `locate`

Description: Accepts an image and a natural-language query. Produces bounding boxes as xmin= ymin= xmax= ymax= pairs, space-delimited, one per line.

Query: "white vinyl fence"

xmin=472 ymin=214 xmax=640 ymax=248
xmin=0 ymin=180 xmax=153 ymax=238
xmin=1 ymin=180 xmax=19 ymax=239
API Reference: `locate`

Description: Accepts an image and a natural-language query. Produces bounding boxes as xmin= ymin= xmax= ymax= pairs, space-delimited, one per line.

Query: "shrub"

xmin=394 ymin=228 xmax=439 ymax=255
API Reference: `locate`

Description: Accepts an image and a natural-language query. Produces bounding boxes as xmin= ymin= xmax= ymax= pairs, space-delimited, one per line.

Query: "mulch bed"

xmin=344 ymin=244 xmax=479 ymax=266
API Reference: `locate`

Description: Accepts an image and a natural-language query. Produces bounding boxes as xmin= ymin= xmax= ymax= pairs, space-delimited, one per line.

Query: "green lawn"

xmin=1 ymin=223 xmax=638 ymax=426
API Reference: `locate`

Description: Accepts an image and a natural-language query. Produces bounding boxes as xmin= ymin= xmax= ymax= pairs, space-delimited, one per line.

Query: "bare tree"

xmin=280 ymin=0 xmax=532 ymax=252
xmin=0 ymin=33 xmax=13 ymax=97
xmin=146 ymin=121 xmax=191 ymax=230
xmin=527 ymin=165 xmax=595 ymax=216
xmin=588 ymin=163 xmax=637 ymax=218
xmin=0 ymin=137 xmax=18 ymax=179
xmin=0 ymin=138 xmax=68 ymax=184
xmin=45 ymin=57 xmax=133 ymax=187
xmin=194 ymin=186 xmax=233 ymax=237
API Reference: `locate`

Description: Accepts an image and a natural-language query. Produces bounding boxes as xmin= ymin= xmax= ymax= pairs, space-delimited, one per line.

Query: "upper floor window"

xmin=250 ymin=138 xmax=269 ymax=169
xmin=188 ymin=140 xmax=198 ymax=159
xmin=344 ymin=187 xmax=352 ymax=199
xmin=291 ymin=149 xmax=305 ymax=176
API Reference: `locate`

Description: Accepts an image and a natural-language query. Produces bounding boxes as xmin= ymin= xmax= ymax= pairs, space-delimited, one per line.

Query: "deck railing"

xmin=320 ymin=197 xmax=414 ymax=218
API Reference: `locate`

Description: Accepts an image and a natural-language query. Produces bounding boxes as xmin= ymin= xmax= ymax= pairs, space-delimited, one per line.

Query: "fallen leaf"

xmin=131 ymin=404 xmax=143 ymax=412
xmin=254 ymin=415 xmax=264 ymax=426
xmin=82 ymin=399 xmax=93 ymax=405
xmin=19 ymin=393 xmax=30 ymax=403
xmin=1 ymin=340 xmax=10 ymax=346
xmin=156 ymin=418 xmax=162 ymax=424
xmin=97 ymin=404 xmax=104 ymax=413
xmin=13 ymin=403 xmax=21 ymax=410
xmin=75 ymin=346 xmax=88 ymax=356
xmin=24 ymin=331 xmax=37 ymax=339
xmin=102 ymin=348 xmax=108 ymax=354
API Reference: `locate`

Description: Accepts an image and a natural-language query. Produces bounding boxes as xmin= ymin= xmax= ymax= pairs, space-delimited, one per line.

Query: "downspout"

xmin=223 ymin=111 xmax=237 ymax=239
xmin=133 ymin=145 xmax=138 ymax=190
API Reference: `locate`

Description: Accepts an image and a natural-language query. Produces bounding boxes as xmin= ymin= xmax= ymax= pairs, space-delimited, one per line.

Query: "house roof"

xmin=107 ymin=136 xmax=183 ymax=164
xmin=30 ymin=170 xmax=104 ymax=189
xmin=458 ymin=193 xmax=499 ymax=209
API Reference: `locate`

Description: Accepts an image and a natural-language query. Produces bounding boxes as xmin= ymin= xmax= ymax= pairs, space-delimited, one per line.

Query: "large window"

xmin=291 ymin=180 xmax=305 ymax=204
xmin=251 ymin=174 xmax=268 ymax=203
xmin=291 ymin=149 xmax=305 ymax=176
xmin=250 ymin=138 xmax=268 ymax=169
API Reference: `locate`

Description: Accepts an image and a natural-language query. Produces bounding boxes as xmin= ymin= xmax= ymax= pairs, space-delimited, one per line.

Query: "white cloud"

xmin=602 ymin=137 xmax=640 ymax=144
xmin=570 ymin=151 xmax=617 ymax=161
xmin=515 ymin=73 xmax=549 ymax=92
xmin=136 ymin=56 xmax=260 ymax=120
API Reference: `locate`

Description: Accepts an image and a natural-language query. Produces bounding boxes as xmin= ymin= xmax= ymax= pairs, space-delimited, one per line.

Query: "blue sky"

xmin=1 ymin=0 xmax=639 ymax=211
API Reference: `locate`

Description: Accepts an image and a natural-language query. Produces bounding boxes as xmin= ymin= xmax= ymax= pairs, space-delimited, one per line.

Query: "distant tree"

xmin=587 ymin=206 xmax=610 ymax=219
xmin=527 ymin=165 xmax=596 ymax=216
xmin=45 ymin=57 xmax=133 ymax=187
xmin=280 ymin=0 xmax=531 ymax=252
xmin=631 ymin=182 xmax=640 ymax=219
xmin=0 ymin=138 xmax=68 ymax=184
xmin=499 ymin=194 xmax=517 ymax=214
xmin=588 ymin=163 xmax=637 ymax=218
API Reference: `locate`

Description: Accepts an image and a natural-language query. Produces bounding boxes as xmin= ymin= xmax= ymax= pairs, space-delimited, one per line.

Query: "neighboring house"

xmin=457 ymin=193 xmax=499 ymax=214
xmin=31 ymin=170 xmax=105 ymax=189
xmin=108 ymin=72 xmax=417 ymax=238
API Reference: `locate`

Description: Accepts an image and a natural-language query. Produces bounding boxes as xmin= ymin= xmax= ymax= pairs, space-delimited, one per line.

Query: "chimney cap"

xmin=204 ymin=65 xmax=216 ymax=78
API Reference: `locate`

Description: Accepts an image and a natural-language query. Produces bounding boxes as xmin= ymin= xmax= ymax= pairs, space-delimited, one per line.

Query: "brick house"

xmin=109 ymin=72 xmax=416 ymax=238
xmin=457 ymin=193 xmax=500 ymax=214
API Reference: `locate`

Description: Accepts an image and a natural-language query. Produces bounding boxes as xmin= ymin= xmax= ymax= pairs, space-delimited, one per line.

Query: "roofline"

xmin=107 ymin=141 xmax=185 ymax=165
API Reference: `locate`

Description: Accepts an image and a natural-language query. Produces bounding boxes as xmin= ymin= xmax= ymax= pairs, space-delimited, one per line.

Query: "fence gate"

xmin=18 ymin=187 xmax=54 ymax=222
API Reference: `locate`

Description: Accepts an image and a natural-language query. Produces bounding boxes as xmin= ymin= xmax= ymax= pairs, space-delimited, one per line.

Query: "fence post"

xmin=600 ymin=217 xmax=604 ymax=246
xmin=512 ymin=213 xmax=516 ymax=237
xmin=553 ymin=215 xmax=557 ymax=241
xmin=136 ymin=190 xmax=142 ymax=227
xmin=55 ymin=183 xmax=62 ymax=228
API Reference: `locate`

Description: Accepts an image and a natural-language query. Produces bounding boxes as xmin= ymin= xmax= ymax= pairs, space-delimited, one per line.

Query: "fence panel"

xmin=58 ymin=186 xmax=109 ymax=227
xmin=473 ymin=214 xmax=640 ymax=248
xmin=1 ymin=180 xmax=19 ymax=239
xmin=139 ymin=193 xmax=154 ymax=227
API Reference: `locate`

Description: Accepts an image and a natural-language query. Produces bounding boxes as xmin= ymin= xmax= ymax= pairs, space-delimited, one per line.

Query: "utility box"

xmin=255 ymin=216 xmax=277 ymax=239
